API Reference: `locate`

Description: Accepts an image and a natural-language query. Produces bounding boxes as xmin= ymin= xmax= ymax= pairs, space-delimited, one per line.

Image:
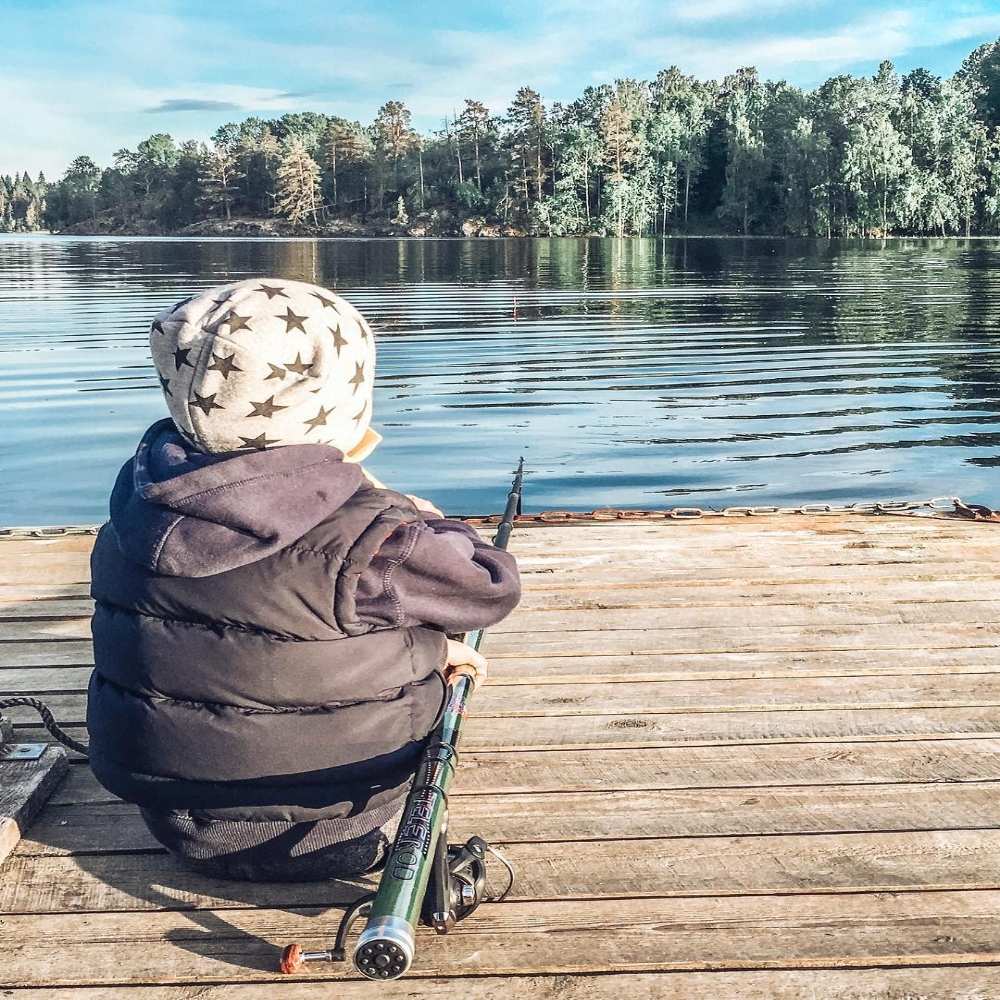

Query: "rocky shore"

xmin=56 ymin=214 xmax=531 ymax=238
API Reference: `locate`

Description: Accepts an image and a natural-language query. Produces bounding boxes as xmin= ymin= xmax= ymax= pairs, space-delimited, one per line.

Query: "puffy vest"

xmin=87 ymin=484 xmax=447 ymax=823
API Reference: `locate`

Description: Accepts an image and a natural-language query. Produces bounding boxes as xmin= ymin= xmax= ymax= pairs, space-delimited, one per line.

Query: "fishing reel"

xmin=279 ymin=834 xmax=514 ymax=979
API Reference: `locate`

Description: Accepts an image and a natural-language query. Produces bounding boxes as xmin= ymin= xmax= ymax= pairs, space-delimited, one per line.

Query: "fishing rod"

xmin=280 ymin=458 xmax=524 ymax=982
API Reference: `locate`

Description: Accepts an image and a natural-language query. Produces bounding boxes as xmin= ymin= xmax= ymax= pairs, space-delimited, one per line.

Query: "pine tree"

xmin=274 ymin=137 xmax=321 ymax=226
xmin=198 ymin=146 xmax=242 ymax=220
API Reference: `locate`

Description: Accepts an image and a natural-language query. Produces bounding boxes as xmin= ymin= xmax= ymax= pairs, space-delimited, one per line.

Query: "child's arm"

xmin=355 ymin=516 xmax=521 ymax=634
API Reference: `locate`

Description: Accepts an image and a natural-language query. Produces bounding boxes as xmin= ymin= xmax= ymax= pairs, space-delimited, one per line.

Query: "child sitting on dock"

xmin=86 ymin=278 xmax=521 ymax=881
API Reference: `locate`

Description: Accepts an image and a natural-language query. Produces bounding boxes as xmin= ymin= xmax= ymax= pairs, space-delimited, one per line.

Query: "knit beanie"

xmin=149 ymin=278 xmax=377 ymax=456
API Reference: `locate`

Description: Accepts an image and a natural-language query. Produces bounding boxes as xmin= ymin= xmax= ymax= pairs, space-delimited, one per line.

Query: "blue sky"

xmin=6 ymin=0 xmax=1000 ymax=177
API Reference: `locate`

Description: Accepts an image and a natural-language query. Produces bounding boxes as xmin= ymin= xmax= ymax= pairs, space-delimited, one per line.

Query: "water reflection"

xmin=2 ymin=235 xmax=1000 ymax=523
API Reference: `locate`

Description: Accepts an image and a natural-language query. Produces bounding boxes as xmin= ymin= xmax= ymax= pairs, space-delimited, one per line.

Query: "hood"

xmin=108 ymin=419 xmax=364 ymax=577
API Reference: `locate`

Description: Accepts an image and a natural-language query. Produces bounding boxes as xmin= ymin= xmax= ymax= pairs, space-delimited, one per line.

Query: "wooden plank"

xmin=10 ymin=579 xmax=1000 ymax=618
xmin=8 ymin=598 xmax=1000 ymax=641
xmin=29 ymin=780 xmax=1000 ymax=844
xmin=12 ymin=646 xmax=1000 ymax=692
xmin=520 ymin=561 xmax=1000 ymax=587
xmin=6 ymin=889 xmax=1000 ymax=986
xmin=35 ymin=738 xmax=1000 ymax=805
xmin=0 ymin=641 xmax=92 ymax=668
xmin=0 ymin=599 xmax=92 ymax=620
xmin=0 ymin=746 xmax=68 ymax=865
xmin=7 ymin=624 xmax=1000 ymax=683
xmin=5 ymin=829 xmax=1000 ymax=914
xmin=491 ymin=600 xmax=1000 ymax=633
xmin=11 ymin=967 xmax=1000 ymax=1000
xmin=518 ymin=578 xmax=1000 ymax=609
xmin=15 ymin=672 xmax=1000 ymax=729
xmin=22 ymin=705 xmax=1000 ymax=757
xmin=484 ymin=622 xmax=1000 ymax=657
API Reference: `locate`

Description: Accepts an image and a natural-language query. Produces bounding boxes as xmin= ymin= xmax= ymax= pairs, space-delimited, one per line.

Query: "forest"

xmin=7 ymin=38 xmax=1000 ymax=238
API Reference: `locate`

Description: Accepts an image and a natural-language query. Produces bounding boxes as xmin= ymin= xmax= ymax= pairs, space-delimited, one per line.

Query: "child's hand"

xmin=444 ymin=638 xmax=488 ymax=688
xmin=406 ymin=494 xmax=444 ymax=518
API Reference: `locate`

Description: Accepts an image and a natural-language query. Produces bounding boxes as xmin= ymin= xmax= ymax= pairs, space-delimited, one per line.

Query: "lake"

xmin=2 ymin=235 xmax=1000 ymax=525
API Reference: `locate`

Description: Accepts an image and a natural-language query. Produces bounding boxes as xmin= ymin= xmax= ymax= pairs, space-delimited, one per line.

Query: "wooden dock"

xmin=5 ymin=512 xmax=1000 ymax=997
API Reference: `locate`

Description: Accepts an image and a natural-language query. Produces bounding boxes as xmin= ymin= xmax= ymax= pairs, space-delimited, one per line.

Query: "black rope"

xmin=0 ymin=697 xmax=89 ymax=756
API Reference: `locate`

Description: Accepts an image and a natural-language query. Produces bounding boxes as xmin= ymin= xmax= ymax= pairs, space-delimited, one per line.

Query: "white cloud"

xmin=666 ymin=0 xmax=810 ymax=23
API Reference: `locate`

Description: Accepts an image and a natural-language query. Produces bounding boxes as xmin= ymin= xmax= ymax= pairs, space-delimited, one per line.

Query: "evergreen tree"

xmin=274 ymin=137 xmax=321 ymax=226
xmin=198 ymin=145 xmax=241 ymax=220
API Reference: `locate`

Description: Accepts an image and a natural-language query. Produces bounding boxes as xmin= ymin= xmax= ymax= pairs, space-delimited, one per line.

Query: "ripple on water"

xmin=2 ymin=235 xmax=1000 ymax=523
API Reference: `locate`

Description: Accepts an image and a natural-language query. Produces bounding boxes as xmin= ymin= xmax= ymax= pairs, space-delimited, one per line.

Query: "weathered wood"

xmin=0 ymin=745 xmax=68 ymax=865
xmin=5 ymin=518 xmax=1000 ymax=996
xmin=5 ymin=889 xmax=1000 ymax=986
xmin=16 ymin=671 xmax=1000 ymax=729
xmin=34 ymin=738 xmax=1000 ymax=802
xmin=29 ymin=779 xmax=1000 ymax=844
xmin=9 ymin=579 xmax=1000 ymax=619
xmin=5 ymin=829 xmax=1000 ymax=914
xmin=12 ymin=644 xmax=1000 ymax=688
xmin=9 ymin=597 xmax=1000 ymax=641
xmin=22 ymin=704 xmax=1000 ymax=757
xmin=11 ymin=966 xmax=1000 ymax=1000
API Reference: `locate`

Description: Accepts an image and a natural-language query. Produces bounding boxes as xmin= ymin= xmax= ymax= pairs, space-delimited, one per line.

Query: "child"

xmin=87 ymin=278 xmax=520 ymax=881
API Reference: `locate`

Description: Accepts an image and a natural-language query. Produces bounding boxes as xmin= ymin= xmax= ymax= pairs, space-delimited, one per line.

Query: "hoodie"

xmin=87 ymin=420 xmax=520 ymax=859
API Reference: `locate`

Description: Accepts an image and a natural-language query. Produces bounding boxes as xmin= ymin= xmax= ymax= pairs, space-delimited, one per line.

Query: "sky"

xmin=5 ymin=0 xmax=1000 ymax=177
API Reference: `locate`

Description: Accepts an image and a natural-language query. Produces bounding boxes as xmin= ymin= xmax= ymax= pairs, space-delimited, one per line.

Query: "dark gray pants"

xmin=140 ymin=806 xmax=402 ymax=882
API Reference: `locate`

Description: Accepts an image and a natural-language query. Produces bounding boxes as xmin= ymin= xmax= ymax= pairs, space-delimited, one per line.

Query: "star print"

xmin=352 ymin=401 xmax=368 ymax=425
xmin=222 ymin=311 xmax=253 ymax=334
xmin=171 ymin=295 xmax=194 ymax=313
xmin=330 ymin=323 xmax=347 ymax=357
xmin=286 ymin=352 xmax=312 ymax=375
xmin=349 ymin=360 xmax=365 ymax=394
xmin=174 ymin=347 xmax=193 ymax=370
xmin=265 ymin=363 xmax=287 ymax=381
xmin=305 ymin=404 xmax=335 ymax=433
xmin=238 ymin=432 xmax=279 ymax=450
xmin=311 ymin=291 xmax=338 ymax=309
xmin=151 ymin=319 xmax=166 ymax=335
xmin=207 ymin=352 xmax=241 ymax=379
xmin=280 ymin=307 xmax=309 ymax=334
xmin=257 ymin=283 xmax=290 ymax=300
xmin=246 ymin=395 xmax=288 ymax=418
xmin=212 ymin=294 xmax=232 ymax=306
xmin=190 ymin=391 xmax=224 ymax=416
xmin=159 ymin=375 xmax=172 ymax=397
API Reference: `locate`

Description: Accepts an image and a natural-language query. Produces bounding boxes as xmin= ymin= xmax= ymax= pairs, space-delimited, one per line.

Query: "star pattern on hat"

xmin=265 ymin=363 xmax=287 ymax=381
xmin=349 ymin=360 xmax=365 ymax=394
xmin=280 ymin=307 xmax=309 ymax=334
xmin=159 ymin=375 xmax=172 ymax=397
xmin=257 ymin=283 xmax=290 ymax=300
xmin=246 ymin=395 xmax=288 ymax=419
xmin=222 ymin=311 xmax=253 ymax=334
xmin=238 ymin=432 xmax=279 ymax=450
xmin=151 ymin=319 xmax=166 ymax=336
xmin=304 ymin=404 xmax=335 ymax=433
xmin=330 ymin=323 xmax=347 ymax=357
xmin=286 ymin=352 xmax=312 ymax=375
xmin=174 ymin=347 xmax=193 ymax=370
xmin=352 ymin=400 xmax=368 ymax=425
xmin=310 ymin=291 xmax=338 ymax=310
xmin=207 ymin=352 xmax=241 ymax=379
xmin=190 ymin=391 xmax=224 ymax=416
xmin=171 ymin=295 xmax=195 ymax=313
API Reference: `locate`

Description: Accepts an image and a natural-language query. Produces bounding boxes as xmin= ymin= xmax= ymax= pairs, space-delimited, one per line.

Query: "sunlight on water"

xmin=2 ymin=235 xmax=1000 ymax=523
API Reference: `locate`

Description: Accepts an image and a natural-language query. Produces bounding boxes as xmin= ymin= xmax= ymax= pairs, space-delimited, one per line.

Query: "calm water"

xmin=3 ymin=235 xmax=1000 ymax=524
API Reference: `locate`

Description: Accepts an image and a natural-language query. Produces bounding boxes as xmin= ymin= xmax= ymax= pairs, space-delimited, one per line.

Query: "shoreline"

xmin=7 ymin=226 xmax=1000 ymax=242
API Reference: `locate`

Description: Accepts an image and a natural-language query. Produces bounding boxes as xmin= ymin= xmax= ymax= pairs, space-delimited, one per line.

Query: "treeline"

xmin=9 ymin=39 xmax=1000 ymax=238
